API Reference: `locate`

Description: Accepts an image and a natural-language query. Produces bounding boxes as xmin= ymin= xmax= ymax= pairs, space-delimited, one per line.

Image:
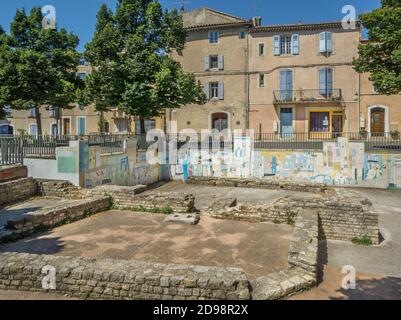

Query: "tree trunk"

xmin=98 ymin=111 xmax=105 ymax=133
xmin=35 ymin=106 xmax=42 ymax=136
xmin=139 ymin=116 xmax=146 ymax=135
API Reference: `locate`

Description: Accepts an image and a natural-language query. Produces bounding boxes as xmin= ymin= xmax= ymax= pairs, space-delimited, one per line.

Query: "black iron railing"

xmin=273 ymin=89 xmax=343 ymax=104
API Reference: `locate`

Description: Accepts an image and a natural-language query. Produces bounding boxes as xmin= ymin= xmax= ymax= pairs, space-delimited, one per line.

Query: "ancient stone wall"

xmin=0 ymin=253 xmax=251 ymax=300
xmin=37 ymin=180 xmax=83 ymax=199
xmin=207 ymin=189 xmax=379 ymax=245
xmin=0 ymin=178 xmax=37 ymax=207
xmin=86 ymin=185 xmax=196 ymax=213
xmin=188 ymin=176 xmax=326 ymax=193
xmin=0 ymin=197 xmax=111 ymax=242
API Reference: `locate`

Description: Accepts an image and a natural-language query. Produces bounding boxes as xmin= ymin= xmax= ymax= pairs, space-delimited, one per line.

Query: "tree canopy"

xmin=0 ymin=7 xmax=82 ymax=134
xmin=353 ymin=0 xmax=401 ymax=94
xmin=84 ymin=0 xmax=205 ymax=133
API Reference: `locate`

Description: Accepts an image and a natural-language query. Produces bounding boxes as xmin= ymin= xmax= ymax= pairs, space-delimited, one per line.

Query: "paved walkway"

xmin=292 ymin=188 xmax=401 ymax=300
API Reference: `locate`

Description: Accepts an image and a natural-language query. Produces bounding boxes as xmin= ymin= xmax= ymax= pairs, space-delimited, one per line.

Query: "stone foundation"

xmin=37 ymin=180 xmax=83 ymax=199
xmin=0 ymin=197 xmax=111 ymax=243
xmin=0 ymin=178 xmax=37 ymax=207
xmin=187 ymin=176 xmax=326 ymax=193
xmin=0 ymin=253 xmax=251 ymax=300
xmin=206 ymin=189 xmax=379 ymax=245
xmin=86 ymin=185 xmax=196 ymax=213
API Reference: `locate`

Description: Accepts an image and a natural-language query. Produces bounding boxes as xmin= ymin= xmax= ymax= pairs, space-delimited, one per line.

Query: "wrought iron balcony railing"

xmin=273 ymin=89 xmax=343 ymax=104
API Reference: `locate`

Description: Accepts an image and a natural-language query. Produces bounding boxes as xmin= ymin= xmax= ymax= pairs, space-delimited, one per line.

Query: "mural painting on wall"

xmin=84 ymin=144 xmax=160 ymax=188
xmin=174 ymin=136 xmax=253 ymax=180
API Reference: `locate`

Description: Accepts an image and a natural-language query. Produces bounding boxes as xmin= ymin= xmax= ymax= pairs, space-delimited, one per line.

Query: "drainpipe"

xmin=245 ymin=26 xmax=250 ymax=131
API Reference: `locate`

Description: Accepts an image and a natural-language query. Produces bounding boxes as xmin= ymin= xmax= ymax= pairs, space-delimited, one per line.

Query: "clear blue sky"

xmin=0 ymin=0 xmax=381 ymax=51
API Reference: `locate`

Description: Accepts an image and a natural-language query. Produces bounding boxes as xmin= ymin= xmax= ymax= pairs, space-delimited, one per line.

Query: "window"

xmin=28 ymin=124 xmax=38 ymax=136
xmin=259 ymin=43 xmax=265 ymax=56
xmin=79 ymin=58 xmax=87 ymax=66
xmin=319 ymin=67 xmax=333 ymax=96
xmin=210 ymin=82 xmax=219 ymax=99
xmin=239 ymin=31 xmax=246 ymax=39
xmin=204 ymin=55 xmax=224 ymax=71
xmin=280 ymin=36 xmax=292 ymax=55
xmin=310 ymin=112 xmax=330 ymax=132
xmin=319 ymin=31 xmax=333 ymax=53
xmin=372 ymin=85 xmax=378 ymax=94
xmin=135 ymin=119 xmax=156 ymax=134
xmin=28 ymin=108 xmax=36 ymax=118
xmin=77 ymin=117 xmax=86 ymax=135
xmin=49 ymin=106 xmax=59 ymax=118
xmin=209 ymin=31 xmax=219 ymax=44
xmin=210 ymin=55 xmax=219 ymax=69
xmin=259 ymin=74 xmax=265 ymax=87
xmin=78 ymin=72 xmax=87 ymax=80
xmin=4 ymin=106 xmax=12 ymax=117
xmin=280 ymin=69 xmax=293 ymax=101
xmin=204 ymin=81 xmax=224 ymax=100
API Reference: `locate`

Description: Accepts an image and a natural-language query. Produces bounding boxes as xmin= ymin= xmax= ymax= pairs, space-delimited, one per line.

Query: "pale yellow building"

xmin=169 ymin=8 xmax=253 ymax=133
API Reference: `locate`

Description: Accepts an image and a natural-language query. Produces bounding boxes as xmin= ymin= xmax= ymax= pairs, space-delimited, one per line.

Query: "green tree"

xmin=84 ymin=0 xmax=205 ymax=134
xmin=0 ymin=7 xmax=82 ymax=135
xmin=353 ymin=0 xmax=401 ymax=94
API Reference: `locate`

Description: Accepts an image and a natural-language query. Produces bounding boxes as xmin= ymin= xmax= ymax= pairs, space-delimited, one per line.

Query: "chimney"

xmin=252 ymin=16 xmax=262 ymax=27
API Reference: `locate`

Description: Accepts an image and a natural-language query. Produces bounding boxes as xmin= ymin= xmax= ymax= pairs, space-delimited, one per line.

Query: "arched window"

xmin=211 ymin=113 xmax=228 ymax=132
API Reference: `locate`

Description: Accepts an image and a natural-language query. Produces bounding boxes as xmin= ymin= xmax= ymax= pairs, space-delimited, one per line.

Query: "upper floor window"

xmin=204 ymin=81 xmax=224 ymax=100
xmin=28 ymin=107 xmax=36 ymax=118
xmin=259 ymin=43 xmax=265 ymax=56
xmin=239 ymin=31 xmax=246 ymax=39
xmin=274 ymin=34 xmax=299 ymax=56
xmin=204 ymin=55 xmax=224 ymax=71
xmin=319 ymin=31 xmax=333 ymax=53
xmin=78 ymin=72 xmax=87 ymax=80
xmin=280 ymin=36 xmax=292 ymax=55
xmin=319 ymin=67 xmax=333 ymax=96
xmin=372 ymin=85 xmax=378 ymax=94
xmin=4 ymin=106 xmax=12 ymax=117
xmin=259 ymin=74 xmax=265 ymax=87
xmin=209 ymin=31 xmax=219 ymax=44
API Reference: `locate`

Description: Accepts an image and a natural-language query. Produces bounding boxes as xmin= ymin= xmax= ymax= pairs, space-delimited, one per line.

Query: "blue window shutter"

xmin=280 ymin=70 xmax=286 ymax=91
xmin=218 ymin=82 xmax=224 ymax=100
xmin=273 ymin=35 xmax=280 ymax=55
xmin=291 ymin=34 xmax=299 ymax=55
xmin=218 ymin=55 xmax=224 ymax=70
xmin=319 ymin=68 xmax=327 ymax=95
xmin=326 ymin=32 xmax=333 ymax=53
xmin=208 ymin=32 xmax=212 ymax=43
xmin=285 ymin=70 xmax=293 ymax=90
xmin=327 ymin=68 xmax=333 ymax=95
xmin=204 ymin=82 xmax=210 ymax=99
xmin=319 ymin=32 xmax=326 ymax=53
xmin=204 ymin=55 xmax=210 ymax=71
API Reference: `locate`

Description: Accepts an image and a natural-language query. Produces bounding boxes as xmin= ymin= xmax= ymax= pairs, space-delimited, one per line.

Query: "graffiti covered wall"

xmin=172 ymin=137 xmax=401 ymax=189
xmin=83 ymin=142 xmax=160 ymax=188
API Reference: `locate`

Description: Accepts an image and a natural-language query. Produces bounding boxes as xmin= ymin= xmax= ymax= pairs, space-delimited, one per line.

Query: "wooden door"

xmin=371 ymin=108 xmax=385 ymax=135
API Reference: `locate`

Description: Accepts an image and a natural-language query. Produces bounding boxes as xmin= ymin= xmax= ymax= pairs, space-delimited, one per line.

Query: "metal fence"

xmin=0 ymin=137 xmax=23 ymax=166
xmin=2 ymin=132 xmax=401 ymax=167
xmin=254 ymin=132 xmax=401 ymax=151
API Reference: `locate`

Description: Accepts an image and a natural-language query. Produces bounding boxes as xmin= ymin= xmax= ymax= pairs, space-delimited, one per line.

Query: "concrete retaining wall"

xmin=0 ymin=253 xmax=251 ymax=300
xmin=0 ymin=178 xmax=37 ymax=207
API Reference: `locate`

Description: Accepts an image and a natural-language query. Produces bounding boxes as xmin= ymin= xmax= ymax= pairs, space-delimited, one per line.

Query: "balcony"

xmin=273 ymin=89 xmax=343 ymax=105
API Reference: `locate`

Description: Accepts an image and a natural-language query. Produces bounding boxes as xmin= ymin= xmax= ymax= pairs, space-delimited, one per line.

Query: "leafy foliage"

xmin=0 ymin=7 xmax=82 ymax=133
xmin=84 ymin=0 xmax=205 ymax=133
xmin=353 ymin=0 xmax=401 ymax=94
